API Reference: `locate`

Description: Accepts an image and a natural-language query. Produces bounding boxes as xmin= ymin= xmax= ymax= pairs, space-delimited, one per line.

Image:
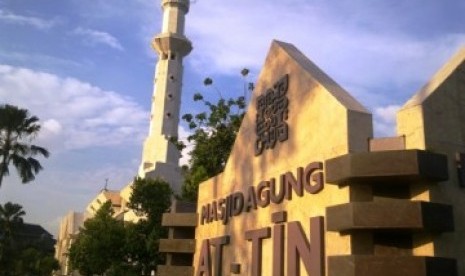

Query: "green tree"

xmin=0 ymin=202 xmax=25 ymax=239
xmin=0 ymin=202 xmax=59 ymax=275
xmin=14 ymin=247 xmax=59 ymax=276
xmin=0 ymin=202 xmax=25 ymax=275
xmin=0 ymin=104 xmax=49 ymax=188
xmin=68 ymin=179 xmax=172 ymax=276
xmin=173 ymin=71 xmax=252 ymax=201
xmin=69 ymin=201 xmax=127 ymax=275
xmin=126 ymin=177 xmax=173 ymax=275
xmin=129 ymin=177 xmax=172 ymax=224
xmin=123 ymin=221 xmax=149 ymax=273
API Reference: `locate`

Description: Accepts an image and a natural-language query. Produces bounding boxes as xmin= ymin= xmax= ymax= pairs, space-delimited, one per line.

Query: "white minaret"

xmin=139 ymin=0 xmax=192 ymax=194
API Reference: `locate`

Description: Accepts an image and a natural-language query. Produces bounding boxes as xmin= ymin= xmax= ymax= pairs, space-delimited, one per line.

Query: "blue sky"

xmin=0 ymin=0 xmax=464 ymax=236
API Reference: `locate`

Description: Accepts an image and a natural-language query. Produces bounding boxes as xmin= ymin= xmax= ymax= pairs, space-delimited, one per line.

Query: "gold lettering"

xmin=257 ymin=181 xmax=270 ymax=208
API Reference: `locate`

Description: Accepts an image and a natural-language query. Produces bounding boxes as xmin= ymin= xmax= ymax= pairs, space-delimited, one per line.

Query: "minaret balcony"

xmin=152 ymin=33 xmax=192 ymax=57
xmin=162 ymin=0 xmax=189 ymax=13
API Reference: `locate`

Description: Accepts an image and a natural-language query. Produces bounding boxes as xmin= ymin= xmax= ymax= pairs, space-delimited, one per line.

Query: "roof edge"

xmin=401 ymin=46 xmax=465 ymax=110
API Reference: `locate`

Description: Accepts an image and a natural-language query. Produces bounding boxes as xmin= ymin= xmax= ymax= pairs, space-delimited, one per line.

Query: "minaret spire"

xmin=139 ymin=0 xmax=192 ymax=194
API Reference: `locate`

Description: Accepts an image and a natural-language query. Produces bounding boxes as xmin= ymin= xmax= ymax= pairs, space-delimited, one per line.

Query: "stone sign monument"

xmin=159 ymin=41 xmax=465 ymax=276
xmin=194 ymin=40 xmax=373 ymax=275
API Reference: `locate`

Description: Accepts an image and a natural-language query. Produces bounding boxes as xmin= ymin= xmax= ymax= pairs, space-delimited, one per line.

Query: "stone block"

xmin=325 ymin=150 xmax=448 ymax=185
xmin=162 ymin=213 xmax=198 ymax=227
xmin=326 ymin=201 xmax=454 ymax=232
xmin=157 ymin=265 xmax=194 ymax=276
xmin=369 ymin=136 xmax=405 ymax=152
xmin=328 ymin=255 xmax=457 ymax=276
xmin=159 ymin=239 xmax=195 ymax=253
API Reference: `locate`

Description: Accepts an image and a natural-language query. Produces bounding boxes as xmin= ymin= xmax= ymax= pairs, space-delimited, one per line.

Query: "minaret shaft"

xmin=149 ymin=58 xmax=183 ymax=138
xmin=139 ymin=0 xmax=191 ymax=194
xmin=162 ymin=6 xmax=186 ymax=34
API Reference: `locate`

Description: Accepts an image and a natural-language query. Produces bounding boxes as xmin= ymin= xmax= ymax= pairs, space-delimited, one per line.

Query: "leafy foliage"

xmin=69 ymin=178 xmax=172 ymax=275
xmin=128 ymin=177 xmax=172 ymax=224
xmin=0 ymin=202 xmax=25 ymax=274
xmin=126 ymin=177 xmax=172 ymax=274
xmin=13 ymin=247 xmax=59 ymax=276
xmin=0 ymin=202 xmax=25 ymax=238
xmin=0 ymin=202 xmax=58 ymax=276
xmin=0 ymin=105 xmax=54 ymax=274
xmin=173 ymin=70 xmax=253 ymax=201
xmin=0 ymin=104 xmax=49 ymax=188
xmin=69 ymin=201 xmax=127 ymax=275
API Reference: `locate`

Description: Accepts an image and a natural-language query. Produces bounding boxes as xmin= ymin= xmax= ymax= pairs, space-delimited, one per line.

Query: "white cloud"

xmin=0 ymin=50 xmax=84 ymax=70
xmin=0 ymin=68 xmax=143 ymax=235
xmin=40 ymin=119 xmax=63 ymax=142
xmin=0 ymin=9 xmax=56 ymax=29
xmin=68 ymin=0 xmax=159 ymax=57
xmin=373 ymin=105 xmax=401 ymax=137
xmin=0 ymin=64 xmax=148 ymax=152
xmin=375 ymin=105 xmax=400 ymax=123
xmin=73 ymin=27 xmax=124 ymax=51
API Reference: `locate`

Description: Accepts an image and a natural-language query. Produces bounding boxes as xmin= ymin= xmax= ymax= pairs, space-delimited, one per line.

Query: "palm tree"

xmin=0 ymin=202 xmax=25 ymax=275
xmin=0 ymin=202 xmax=25 ymax=239
xmin=0 ymin=104 xmax=49 ymax=188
